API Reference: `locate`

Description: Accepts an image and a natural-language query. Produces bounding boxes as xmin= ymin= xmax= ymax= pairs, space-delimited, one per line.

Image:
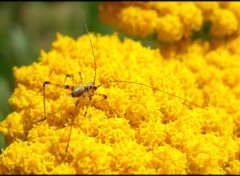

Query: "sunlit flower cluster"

xmin=0 ymin=27 xmax=240 ymax=174
xmin=99 ymin=2 xmax=240 ymax=42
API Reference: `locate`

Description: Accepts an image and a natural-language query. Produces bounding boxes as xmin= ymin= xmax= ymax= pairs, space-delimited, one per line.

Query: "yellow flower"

xmin=99 ymin=2 xmax=202 ymax=42
xmin=155 ymin=14 xmax=183 ymax=42
xmin=195 ymin=2 xmax=240 ymax=37
xmin=210 ymin=9 xmax=238 ymax=37
xmin=99 ymin=2 xmax=240 ymax=41
xmin=0 ymin=31 xmax=240 ymax=174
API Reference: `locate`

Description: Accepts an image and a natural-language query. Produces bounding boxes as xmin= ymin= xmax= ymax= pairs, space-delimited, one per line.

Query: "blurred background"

xmin=0 ymin=2 xmax=118 ymax=150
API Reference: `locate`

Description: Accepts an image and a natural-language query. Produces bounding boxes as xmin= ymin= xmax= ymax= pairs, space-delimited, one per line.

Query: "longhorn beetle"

xmin=40 ymin=15 xmax=206 ymax=160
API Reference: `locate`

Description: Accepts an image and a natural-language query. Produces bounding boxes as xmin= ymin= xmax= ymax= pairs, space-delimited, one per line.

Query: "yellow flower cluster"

xmin=0 ymin=30 xmax=240 ymax=174
xmin=99 ymin=2 xmax=240 ymax=42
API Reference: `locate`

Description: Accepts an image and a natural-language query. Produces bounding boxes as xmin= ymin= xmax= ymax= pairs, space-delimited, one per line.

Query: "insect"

xmin=40 ymin=15 xmax=206 ymax=160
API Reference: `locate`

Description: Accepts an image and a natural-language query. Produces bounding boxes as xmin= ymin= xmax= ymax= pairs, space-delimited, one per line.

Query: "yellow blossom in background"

xmin=0 ymin=24 xmax=240 ymax=174
xmin=99 ymin=2 xmax=240 ymax=42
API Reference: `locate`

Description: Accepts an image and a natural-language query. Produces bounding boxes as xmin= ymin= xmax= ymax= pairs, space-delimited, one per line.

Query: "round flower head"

xmin=0 ymin=30 xmax=240 ymax=174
